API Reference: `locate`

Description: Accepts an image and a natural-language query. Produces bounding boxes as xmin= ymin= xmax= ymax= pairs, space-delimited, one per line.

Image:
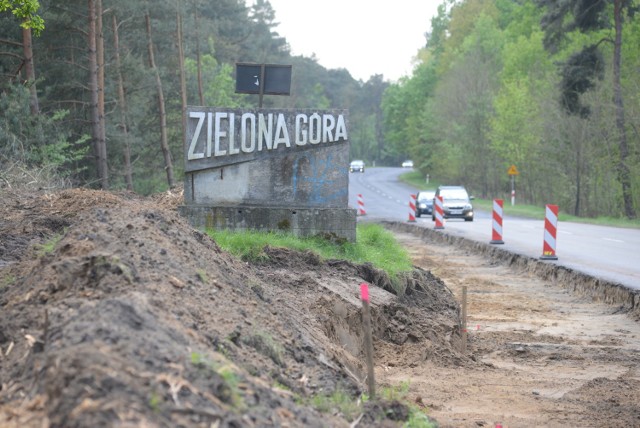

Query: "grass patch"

xmin=148 ymin=391 xmax=162 ymax=412
xmin=472 ymin=199 xmax=640 ymax=228
xmin=307 ymin=387 xmax=362 ymax=421
xmin=306 ymin=383 xmax=436 ymax=427
xmin=196 ymin=269 xmax=208 ymax=283
xmin=190 ymin=352 xmax=244 ymax=409
xmin=399 ymin=171 xmax=440 ymax=191
xmin=35 ymin=232 xmax=64 ymax=257
xmin=377 ymin=381 xmax=437 ymax=428
xmin=0 ymin=275 xmax=16 ymax=290
xmin=207 ymin=223 xmax=413 ymax=283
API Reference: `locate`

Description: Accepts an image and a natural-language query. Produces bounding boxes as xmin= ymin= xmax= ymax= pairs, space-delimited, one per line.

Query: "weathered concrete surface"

xmin=183 ymin=108 xmax=349 ymax=208
xmin=383 ymin=221 xmax=640 ymax=319
xmin=181 ymin=108 xmax=355 ymax=240
xmin=179 ymin=205 xmax=357 ymax=242
xmin=183 ymin=147 xmax=349 ymax=208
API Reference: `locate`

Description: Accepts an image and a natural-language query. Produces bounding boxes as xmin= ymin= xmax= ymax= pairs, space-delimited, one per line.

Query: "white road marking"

xmin=603 ymin=238 xmax=624 ymax=243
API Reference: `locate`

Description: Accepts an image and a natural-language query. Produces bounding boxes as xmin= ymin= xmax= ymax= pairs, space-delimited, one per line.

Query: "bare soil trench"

xmin=383 ymin=222 xmax=640 ymax=427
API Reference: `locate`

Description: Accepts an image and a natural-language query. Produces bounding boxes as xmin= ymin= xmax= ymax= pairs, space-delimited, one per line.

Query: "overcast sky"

xmin=262 ymin=0 xmax=440 ymax=82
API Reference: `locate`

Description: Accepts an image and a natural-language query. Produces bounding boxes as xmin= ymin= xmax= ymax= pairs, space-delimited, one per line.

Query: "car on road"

xmin=415 ymin=190 xmax=436 ymax=217
xmin=402 ymin=160 xmax=414 ymax=168
xmin=349 ymin=160 xmax=365 ymax=173
xmin=432 ymin=185 xmax=474 ymax=221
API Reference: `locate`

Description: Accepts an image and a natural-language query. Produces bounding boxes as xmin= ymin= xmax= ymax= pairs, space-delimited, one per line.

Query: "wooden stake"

xmin=360 ymin=283 xmax=375 ymax=399
xmin=461 ymin=286 xmax=468 ymax=353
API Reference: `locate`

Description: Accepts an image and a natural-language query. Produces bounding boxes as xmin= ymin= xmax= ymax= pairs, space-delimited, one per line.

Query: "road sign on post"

xmin=235 ymin=63 xmax=292 ymax=107
xmin=507 ymin=164 xmax=519 ymax=206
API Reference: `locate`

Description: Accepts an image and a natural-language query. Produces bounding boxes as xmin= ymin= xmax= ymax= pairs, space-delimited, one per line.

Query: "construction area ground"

xmin=0 ymin=187 xmax=638 ymax=427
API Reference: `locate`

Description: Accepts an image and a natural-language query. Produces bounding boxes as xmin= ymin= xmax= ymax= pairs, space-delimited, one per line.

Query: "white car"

xmin=349 ymin=160 xmax=365 ymax=173
xmin=402 ymin=160 xmax=414 ymax=168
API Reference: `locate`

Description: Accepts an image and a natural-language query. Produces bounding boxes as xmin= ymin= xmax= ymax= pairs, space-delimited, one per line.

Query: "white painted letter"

xmin=322 ymin=114 xmax=336 ymax=142
xmin=295 ymin=114 xmax=308 ymax=146
xmin=214 ymin=112 xmax=227 ymax=156
xmin=207 ymin=112 xmax=213 ymax=157
xmin=258 ymin=113 xmax=273 ymax=151
xmin=241 ymin=113 xmax=256 ymax=153
xmin=335 ymin=115 xmax=348 ymax=141
xmin=188 ymin=111 xmax=205 ymax=160
xmin=309 ymin=113 xmax=321 ymax=145
xmin=228 ymin=113 xmax=239 ymax=155
xmin=273 ymin=114 xmax=291 ymax=149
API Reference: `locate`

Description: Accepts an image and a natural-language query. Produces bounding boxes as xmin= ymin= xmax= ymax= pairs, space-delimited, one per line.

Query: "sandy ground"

xmin=0 ymin=187 xmax=638 ymax=427
xmin=385 ymin=228 xmax=640 ymax=427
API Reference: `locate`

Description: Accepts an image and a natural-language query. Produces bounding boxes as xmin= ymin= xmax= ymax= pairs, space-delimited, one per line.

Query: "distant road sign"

xmin=507 ymin=164 xmax=519 ymax=175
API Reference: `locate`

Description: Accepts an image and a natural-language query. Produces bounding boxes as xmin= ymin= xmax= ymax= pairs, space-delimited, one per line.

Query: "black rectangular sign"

xmin=235 ymin=63 xmax=292 ymax=96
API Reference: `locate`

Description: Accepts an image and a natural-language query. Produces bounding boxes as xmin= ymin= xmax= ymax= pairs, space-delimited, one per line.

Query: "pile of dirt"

xmin=0 ymin=188 xmax=466 ymax=427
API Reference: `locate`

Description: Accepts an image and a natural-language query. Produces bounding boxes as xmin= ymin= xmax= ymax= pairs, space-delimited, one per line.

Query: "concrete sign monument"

xmin=179 ymin=107 xmax=357 ymax=241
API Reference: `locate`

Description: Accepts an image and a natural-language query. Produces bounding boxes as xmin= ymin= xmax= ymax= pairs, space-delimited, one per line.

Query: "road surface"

xmin=348 ymin=167 xmax=640 ymax=291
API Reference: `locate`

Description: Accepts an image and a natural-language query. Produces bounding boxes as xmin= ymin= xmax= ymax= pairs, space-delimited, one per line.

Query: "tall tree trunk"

xmin=193 ymin=2 xmax=204 ymax=106
xmin=613 ymin=0 xmax=635 ymax=219
xmin=21 ymin=27 xmax=39 ymax=115
xmin=88 ymin=0 xmax=108 ymax=189
xmin=112 ymin=14 xmax=134 ymax=191
xmin=96 ymin=0 xmax=108 ymax=188
xmin=177 ymin=5 xmax=187 ymax=150
xmin=145 ymin=12 xmax=175 ymax=188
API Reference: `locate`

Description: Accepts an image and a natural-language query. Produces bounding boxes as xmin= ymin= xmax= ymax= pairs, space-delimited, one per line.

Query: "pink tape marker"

xmin=360 ymin=283 xmax=370 ymax=303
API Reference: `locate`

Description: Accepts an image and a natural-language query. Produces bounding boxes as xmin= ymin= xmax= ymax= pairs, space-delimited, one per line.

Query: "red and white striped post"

xmin=408 ymin=194 xmax=416 ymax=222
xmin=434 ymin=195 xmax=445 ymax=229
xmin=357 ymin=194 xmax=366 ymax=216
xmin=490 ymin=199 xmax=504 ymax=244
xmin=540 ymin=204 xmax=559 ymax=260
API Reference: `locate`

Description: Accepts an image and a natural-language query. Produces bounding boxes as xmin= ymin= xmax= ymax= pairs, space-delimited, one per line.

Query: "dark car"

xmin=415 ymin=190 xmax=436 ymax=217
xmin=432 ymin=186 xmax=474 ymax=221
xmin=349 ymin=160 xmax=365 ymax=173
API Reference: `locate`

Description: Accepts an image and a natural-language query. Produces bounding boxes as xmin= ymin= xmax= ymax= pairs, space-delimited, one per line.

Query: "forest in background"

xmin=384 ymin=0 xmax=639 ymax=219
xmin=0 ymin=0 xmax=638 ymax=219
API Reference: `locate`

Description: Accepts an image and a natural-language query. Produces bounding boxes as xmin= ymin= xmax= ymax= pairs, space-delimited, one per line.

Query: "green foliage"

xmin=36 ymin=232 xmax=63 ymax=257
xmin=148 ymin=391 xmax=162 ymax=412
xmin=378 ymin=382 xmax=437 ymax=428
xmin=0 ymin=0 xmax=44 ymax=35
xmin=307 ymin=387 xmax=362 ymax=421
xmin=0 ymin=86 xmax=88 ymax=184
xmin=0 ymin=0 xmax=636 ymax=217
xmin=382 ymin=0 xmax=639 ymax=218
xmin=0 ymin=0 xmax=388 ymax=192
xmin=0 ymin=274 xmax=16 ymax=289
xmin=185 ymin=50 xmax=242 ymax=108
xmin=379 ymin=380 xmax=410 ymax=401
xmin=398 ymin=170 xmax=440 ymax=191
xmin=404 ymin=411 xmax=438 ymax=428
xmin=308 ymin=83 xmax=331 ymax=109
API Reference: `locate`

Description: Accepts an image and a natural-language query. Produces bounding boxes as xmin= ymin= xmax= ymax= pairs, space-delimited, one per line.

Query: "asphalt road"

xmin=348 ymin=167 xmax=640 ymax=291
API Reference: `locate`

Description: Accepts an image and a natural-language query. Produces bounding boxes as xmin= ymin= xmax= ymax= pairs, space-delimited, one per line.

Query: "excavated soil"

xmin=1 ymin=187 xmax=639 ymax=427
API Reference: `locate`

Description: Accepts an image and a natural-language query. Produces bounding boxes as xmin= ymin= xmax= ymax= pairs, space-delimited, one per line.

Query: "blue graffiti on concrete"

xmin=292 ymin=153 xmax=347 ymax=204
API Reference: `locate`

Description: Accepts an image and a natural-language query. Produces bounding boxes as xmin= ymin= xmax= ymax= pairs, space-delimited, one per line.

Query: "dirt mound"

xmin=0 ymin=188 xmax=462 ymax=427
